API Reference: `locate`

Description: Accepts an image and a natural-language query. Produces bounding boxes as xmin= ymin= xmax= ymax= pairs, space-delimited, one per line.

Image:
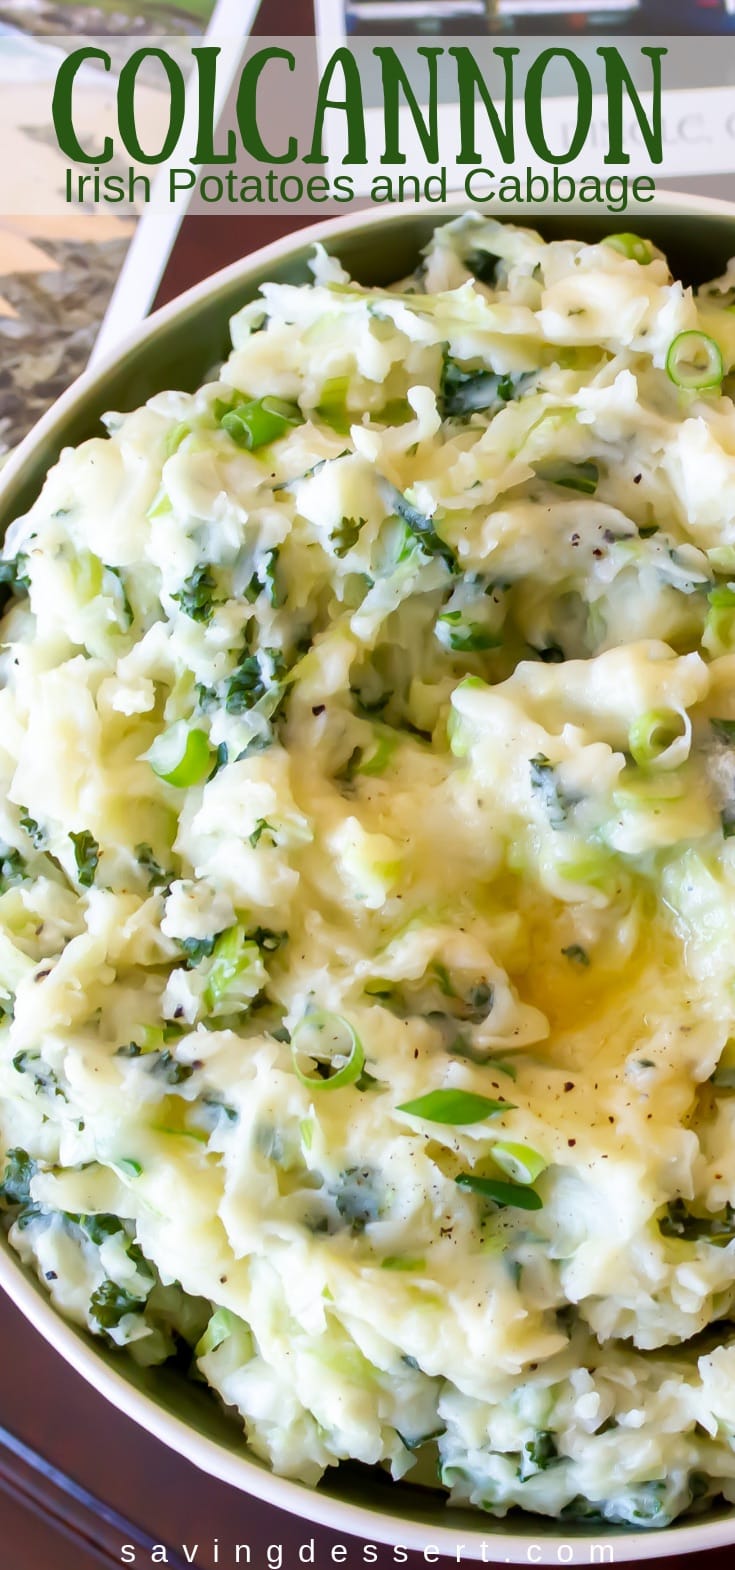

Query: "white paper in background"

xmin=314 ymin=0 xmax=735 ymax=190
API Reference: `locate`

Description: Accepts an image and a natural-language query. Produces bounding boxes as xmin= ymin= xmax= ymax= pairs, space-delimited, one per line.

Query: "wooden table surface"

xmin=3 ymin=2 xmax=735 ymax=1562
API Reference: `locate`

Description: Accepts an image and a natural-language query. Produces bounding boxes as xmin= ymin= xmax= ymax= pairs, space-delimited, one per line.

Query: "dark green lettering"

xmin=305 ymin=48 xmax=366 ymax=165
xmin=236 ymin=48 xmax=297 ymax=163
xmin=451 ymin=46 xmax=517 ymax=166
xmin=525 ymin=48 xmax=592 ymax=165
xmin=192 ymin=47 xmax=236 ymax=164
xmin=374 ymin=46 xmax=440 ymax=166
xmin=53 ymin=48 xmax=112 ymax=164
xmin=118 ymin=49 xmax=185 ymax=164
xmin=599 ymin=46 xmax=665 ymax=166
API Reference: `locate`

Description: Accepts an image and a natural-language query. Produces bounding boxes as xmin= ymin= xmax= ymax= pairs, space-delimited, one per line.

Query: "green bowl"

xmin=2 ymin=194 xmax=735 ymax=1564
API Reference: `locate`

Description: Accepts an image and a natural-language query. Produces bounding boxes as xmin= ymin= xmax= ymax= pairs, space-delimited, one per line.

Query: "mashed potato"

xmin=3 ymin=215 xmax=735 ymax=1527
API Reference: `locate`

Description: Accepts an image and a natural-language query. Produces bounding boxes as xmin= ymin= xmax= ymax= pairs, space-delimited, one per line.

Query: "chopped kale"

xmin=224 ymin=653 xmax=266 ymax=712
xmin=464 ymin=250 xmax=501 ymax=286
xmin=222 ymin=647 xmax=287 ymax=717
xmin=235 ymin=734 xmax=273 ymax=762
xmin=199 ymin=1095 xmax=239 ymax=1128
xmin=85 ymin=1214 xmax=126 ymax=1244
xmin=13 ymin=1050 xmax=66 ymax=1100
xmin=19 ymin=811 xmax=47 ymax=850
xmin=134 ymin=844 xmax=171 ymax=892
xmin=440 ymin=356 xmax=529 ymax=419
xmin=148 ymin=1050 xmax=195 ymax=1087
xmin=0 ymin=555 xmax=30 ymax=597
xmin=659 ymin=1198 xmax=735 ymax=1244
xmin=246 ymin=548 xmax=284 ymax=608
xmin=331 ymin=517 xmax=366 ymax=558
xmin=0 ymin=1147 xmax=36 ymax=1209
xmin=89 ymin=1279 xmax=147 ymax=1332
xmin=172 ymin=564 xmax=217 ymax=624
xmin=0 ymin=847 xmax=26 ymax=890
xmin=529 ymin=755 xmax=576 ymax=829
xmin=70 ymin=830 xmax=99 ymax=888
xmin=381 ymin=481 xmax=457 ymax=573
xmin=249 ymin=819 xmax=276 ymax=849
xmin=179 ymin=934 xmax=218 ymax=969
xmin=516 ymin=1432 xmax=562 ymax=1482
xmin=207 ymin=742 xmax=229 ymax=781
xmin=334 ymin=1166 xmax=383 ymax=1232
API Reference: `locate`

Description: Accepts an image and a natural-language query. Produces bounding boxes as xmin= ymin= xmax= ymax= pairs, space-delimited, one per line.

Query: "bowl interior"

xmin=2 ymin=205 xmax=735 ymax=536
xmin=2 ymin=200 xmax=735 ymax=1558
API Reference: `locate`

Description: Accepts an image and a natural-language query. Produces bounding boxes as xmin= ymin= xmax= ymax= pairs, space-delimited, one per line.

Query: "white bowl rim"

xmin=2 ymin=189 xmax=735 ymax=1564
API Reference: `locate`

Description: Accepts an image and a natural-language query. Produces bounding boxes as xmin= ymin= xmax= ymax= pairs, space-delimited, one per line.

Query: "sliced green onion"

xmin=491 ymin=1142 xmax=548 ymax=1184
xmin=556 ymin=843 xmax=616 ymax=888
xmin=356 ymin=732 xmax=398 ymax=777
xmin=114 ymin=1158 xmax=142 ymax=1179
xmin=195 ymin=1308 xmax=237 ymax=1357
xmin=628 ymin=707 xmax=687 ymax=768
xmin=455 ymin=1173 xmax=542 ymax=1210
xmin=147 ymin=491 xmax=173 ymax=520
xmin=436 ymin=612 xmax=503 ymax=653
xmin=381 ymin=1255 xmax=426 ymax=1271
xmin=205 ymin=925 xmax=264 ymax=1017
xmin=707 ymin=546 xmax=735 ymax=573
xmin=146 ymin=722 xmax=212 ymax=788
xmin=705 ymin=584 xmax=735 ymax=654
xmin=70 ymin=551 xmax=103 ymax=603
xmin=221 ymin=396 xmax=302 ymax=450
xmin=396 ymin=1089 xmax=512 ymax=1125
xmin=315 ymin=376 xmax=352 ymax=435
xmin=602 ymin=233 xmax=653 ymax=265
xmin=165 ymin=421 xmax=190 ymax=457
xmin=151 ymin=1122 xmax=208 ymax=1145
xmin=666 ymin=331 xmax=723 ymax=392
xmin=291 ymin=1012 xmax=365 ymax=1091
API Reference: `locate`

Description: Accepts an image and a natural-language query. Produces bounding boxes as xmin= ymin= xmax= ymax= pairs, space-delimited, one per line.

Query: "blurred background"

xmin=341 ymin=0 xmax=735 ymax=34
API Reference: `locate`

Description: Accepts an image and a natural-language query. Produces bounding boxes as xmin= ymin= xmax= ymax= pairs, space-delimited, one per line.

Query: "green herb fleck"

xmin=89 ymin=1279 xmax=146 ymax=1332
xmin=135 ymin=843 xmax=171 ymax=891
xmin=179 ymin=935 xmax=218 ymax=969
xmin=331 ymin=517 xmax=365 ymax=558
xmin=561 ymin=944 xmax=590 ymax=967
xmin=172 ymin=565 xmax=217 ymax=624
xmin=70 ymin=830 xmax=99 ymax=888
